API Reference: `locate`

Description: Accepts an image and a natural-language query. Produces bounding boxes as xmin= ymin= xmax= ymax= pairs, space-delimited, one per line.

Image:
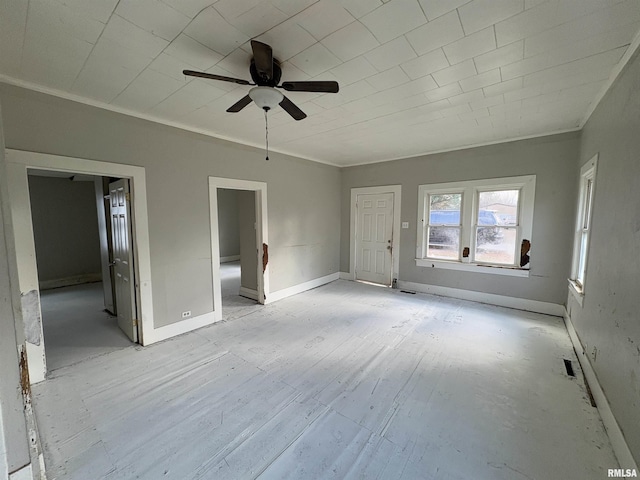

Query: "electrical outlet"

xmin=182 ymin=310 xmax=191 ymax=319
xmin=591 ymin=346 xmax=597 ymax=362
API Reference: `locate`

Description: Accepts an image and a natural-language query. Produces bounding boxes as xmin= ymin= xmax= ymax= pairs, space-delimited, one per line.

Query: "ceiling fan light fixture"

xmin=249 ymin=86 xmax=283 ymax=111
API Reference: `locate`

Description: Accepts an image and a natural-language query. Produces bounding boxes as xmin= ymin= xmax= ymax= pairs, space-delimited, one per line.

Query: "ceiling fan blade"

xmin=226 ymin=95 xmax=253 ymax=113
xmin=279 ymin=95 xmax=306 ymax=121
xmin=280 ymin=81 xmax=339 ymax=93
xmin=251 ymin=40 xmax=273 ymax=81
xmin=183 ymin=70 xmax=251 ymax=86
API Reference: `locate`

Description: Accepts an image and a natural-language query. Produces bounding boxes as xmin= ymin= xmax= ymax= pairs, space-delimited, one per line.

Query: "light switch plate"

xmin=402 ymin=222 xmax=409 ymax=229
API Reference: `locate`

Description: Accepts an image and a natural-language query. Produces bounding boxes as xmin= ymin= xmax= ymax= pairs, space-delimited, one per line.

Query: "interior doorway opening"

xmin=27 ymin=169 xmax=140 ymax=372
xmin=209 ymin=177 xmax=268 ymax=322
xmin=217 ymin=188 xmax=260 ymax=320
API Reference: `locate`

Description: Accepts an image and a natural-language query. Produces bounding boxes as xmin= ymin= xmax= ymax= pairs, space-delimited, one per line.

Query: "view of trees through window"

xmin=475 ymin=190 xmax=519 ymax=265
xmin=425 ymin=189 xmax=521 ymax=265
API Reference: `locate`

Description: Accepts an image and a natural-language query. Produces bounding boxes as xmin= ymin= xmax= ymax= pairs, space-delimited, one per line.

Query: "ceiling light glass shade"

xmin=249 ymin=86 xmax=283 ymax=110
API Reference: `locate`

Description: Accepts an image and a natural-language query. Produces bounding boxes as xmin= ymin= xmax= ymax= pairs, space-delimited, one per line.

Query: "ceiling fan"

xmin=183 ymin=40 xmax=340 ymax=121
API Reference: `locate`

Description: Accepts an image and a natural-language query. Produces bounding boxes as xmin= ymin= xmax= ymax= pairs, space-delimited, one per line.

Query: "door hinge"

xmin=132 ymin=318 xmax=138 ymax=326
xmin=125 ymin=192 xmax=131 ymax=201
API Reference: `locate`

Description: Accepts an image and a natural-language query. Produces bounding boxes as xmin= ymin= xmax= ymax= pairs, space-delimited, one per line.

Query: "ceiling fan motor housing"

xmin=250 ymin=58 xmax=282 ymax=86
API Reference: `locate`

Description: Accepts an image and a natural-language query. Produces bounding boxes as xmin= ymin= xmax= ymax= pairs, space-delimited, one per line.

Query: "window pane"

xmin=577 ymin=232 xmax=588 ymax=285
xmin=475 ymin=227 xmax=516 ymax=265
xmin=582 ymin=179 xmax=593 ymax=229
xmin=429 ymin=194 xmax=462 ymax=225
xmin=427 ymin=227 xmax=460 ymax=260
xmin=478 ymin=190 xmax=519 ymax=226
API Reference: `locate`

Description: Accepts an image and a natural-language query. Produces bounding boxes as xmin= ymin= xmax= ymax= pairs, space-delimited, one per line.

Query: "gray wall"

xmin=0 ymin=83 xmax=341 ymax=328
xmin=0 ymin=100 xmax=32 ymax=478
xmin=569 ymin=48 xmax=640 ymax=463
xmin=217 ymin=189 xmax=240 ymax=259
xmin=238 ymin=190 xmax=258 ymax=291
xmin=341 ymin=132 xmax=580 ymax=305
xmin=27 ymin=175 xmax=102 ymax=287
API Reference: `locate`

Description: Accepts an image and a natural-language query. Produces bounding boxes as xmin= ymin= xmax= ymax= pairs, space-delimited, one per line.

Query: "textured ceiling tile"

xmin=473 ymin=40 xmax=523 ymax=73
xmin=213 ymin=0 xmax=262 ymax=20
xmin=270 ymin=0 xmax=318 ymax=16
xmin=295 ymin=0 xmax=355 ymax=40
xmin=55 ymin=0 xmax=119 ymax=23
xmin=482 ymin=77 xmax=523 ymax=96
xmin=425 ymin=82 xmax=463 ymax=102
xmin=255 ymin=18 xmax=317 ymax=60
xmin=0 ymin=0 xmax=28 ymax=75
xmin=160 ymin=0 xmax=218 ymax=19
xmin=366 ymin=66 xmax=410 ymax=91
xmin=458 ymin=68 xmax=501 ymax=92
xmin=400 ymin=48 xmax=449 ymax=80
xmin=164 ymin=34 xmax=223 ymax=71
xmin=227 ymin=3 xmax=289 ymax=38
xmin=360 ymin=0 xmax=427 ymax=44
xmin=457 ymin=0 xmax=524 ymax=35
xmin=418 ymin=0 xmax=472 ymax=21
xmin=405 ymin=10 xmax=464 ymax=56
xmin=185 ymin=7 xmax=250 ymax=56
xmin=364 ymin=36 xmax=417 ymax=71
xmin=289 ymin=43 xmax=342 ymax=77
xmin=443 ymin=26 xmax=496 ymax=65
xmin=338 ymin=0 xmax=383 ymax=18
xmin=432 ymin=58 xmax=476 ymax=86
xmin=329 ymin=56 xmax=378 ymax=85
xmin=321 ymin=21 xmax=380 ymax=61
xmin=116 ymin=0 xmax=191 ymax=41
xmin=103 ymin=15 xmax=169 ymax=59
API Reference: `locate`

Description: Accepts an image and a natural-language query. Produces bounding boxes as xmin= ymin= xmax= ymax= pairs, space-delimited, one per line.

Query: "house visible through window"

xmin=571 ymin=155 xmax=597 ymax=293
xmin=416 ymin=175 xmax=536 ymax=276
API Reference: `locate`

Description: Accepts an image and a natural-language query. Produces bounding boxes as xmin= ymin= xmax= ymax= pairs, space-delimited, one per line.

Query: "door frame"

xmin=209 ymin=177 xmax=268 ymax=317
xmin=5 ymin=149 xmax=153 ymax=383
xmin=350 ymin=185 xmax=401 ymax=285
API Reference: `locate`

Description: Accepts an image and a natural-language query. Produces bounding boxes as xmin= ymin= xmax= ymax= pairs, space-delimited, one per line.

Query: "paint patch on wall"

xmin=21 ymin=290 xmax=41 ymax=345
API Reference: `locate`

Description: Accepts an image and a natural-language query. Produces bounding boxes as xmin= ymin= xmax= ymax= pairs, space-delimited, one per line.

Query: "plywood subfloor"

xmin=32 ymin=280 xmax=617 ymax=479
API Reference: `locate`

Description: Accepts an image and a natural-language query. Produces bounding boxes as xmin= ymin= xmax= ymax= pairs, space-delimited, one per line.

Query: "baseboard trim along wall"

xmin=144 ymin=312 xmax=218 ymax=345
xmin=396 ymin=280 xmax=565 ymax=317
xmin=265 ymin=272 xmax=340 ymax=304
xmin=220 ymin=255 xmax=240 ymax=263
xmin=39 ymin=273 xmax=102 ymax=290
xmin=239 ymin=287 xmax=259 ymax=301
xmin=564 ymin=312 xmax=638 ymax=471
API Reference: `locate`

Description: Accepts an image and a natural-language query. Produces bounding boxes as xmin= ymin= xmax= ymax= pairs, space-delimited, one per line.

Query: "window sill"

xmin=568 ymin=279 xmax=584 ymax=306
xmin=415 ymin=258 xmax=530 ymax=277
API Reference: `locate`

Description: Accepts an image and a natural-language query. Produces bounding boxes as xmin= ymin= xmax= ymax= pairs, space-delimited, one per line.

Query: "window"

xmin=416 ymin=175 xmax=536 ymax=277
xmin=570 ymin=155 xmax=597 ymax=295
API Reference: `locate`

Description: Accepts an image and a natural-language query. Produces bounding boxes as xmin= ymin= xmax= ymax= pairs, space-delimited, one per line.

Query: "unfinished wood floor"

xmin=32 ymin=280 xmax=617 ymax=479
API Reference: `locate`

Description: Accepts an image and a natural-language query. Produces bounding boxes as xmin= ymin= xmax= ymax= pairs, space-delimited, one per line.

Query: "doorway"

xmin=26 ymin=170 xmax=138 ymax=371
xmin=6 ymin=150 xmax=154 ymax=383
xmin=209 ymin=177 xmax=268 ymax=322
xmin=350 ymin=185 xmax=402 ymax=287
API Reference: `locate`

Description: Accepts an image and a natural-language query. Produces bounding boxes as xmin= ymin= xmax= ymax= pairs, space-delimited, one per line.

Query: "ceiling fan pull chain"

xmin=264 ymin=108 xmax=269 ymax=161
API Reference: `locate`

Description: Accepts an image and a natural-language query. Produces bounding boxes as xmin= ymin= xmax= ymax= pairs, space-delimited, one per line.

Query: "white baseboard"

xmin=239 ymin=287 xmax=259 ymax=300
xmin=220 ymin=255 xmax=240 ymax=263
xmin=396 ymin=280 xmax=565 ymax=317
xmin=265 ymin=272 xmax=339 ymax=304
xmin=564 ymin=312 xmax=638 ymax=470
xmin=39 ymin=273 xmax=102 ymax=290
xmin=143 ymin=311 xmax=220 ymax=345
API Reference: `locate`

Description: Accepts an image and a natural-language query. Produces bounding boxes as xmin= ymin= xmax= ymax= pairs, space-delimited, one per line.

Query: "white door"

xmin=109 ymin=179 xmax=138 ymax=342
xmin=356 ymin=193 xmax=394 ymax=285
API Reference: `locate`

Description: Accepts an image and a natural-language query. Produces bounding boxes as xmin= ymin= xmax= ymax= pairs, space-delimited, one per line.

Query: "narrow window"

xmin=426 ymin=193 xmax=462 ymax=260
xmin=474 ymin=190 xmax=520 ymax=265
xmin=573 ymin=158 xmax=596 ymax=291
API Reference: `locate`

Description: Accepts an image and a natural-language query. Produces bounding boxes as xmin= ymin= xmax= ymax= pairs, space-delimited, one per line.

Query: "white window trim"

xmin=416 ymin=175 xmax=536 ymax=277
xmin=569 ymin=154 xmax=598 ymax=303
